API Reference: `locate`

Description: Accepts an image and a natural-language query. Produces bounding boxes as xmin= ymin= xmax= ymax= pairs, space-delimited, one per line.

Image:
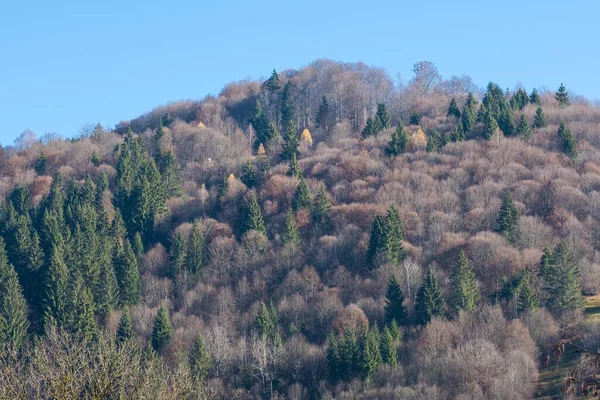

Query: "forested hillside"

xmin=2 ymin=59 xmax=600 ymax=399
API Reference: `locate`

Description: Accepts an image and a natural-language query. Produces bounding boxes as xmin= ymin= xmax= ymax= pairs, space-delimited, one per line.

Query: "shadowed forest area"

xmin=2 ymin=59 xmax=600 ymax=399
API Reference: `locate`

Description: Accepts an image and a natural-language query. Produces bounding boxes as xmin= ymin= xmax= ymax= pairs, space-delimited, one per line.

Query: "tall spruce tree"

xmin=254 ymin=301 xmax=275 ymax=339
xmin=189 ymin=333 xmax=212 ymax=383
xmin=517 ymin=273 xmax=540 ymax=314
xmin=558 ymin=122 xmax=577 ymax=160
xmin=376 ymin=103 xmax=391 ymax=130
xmin=380 ymin=327 xmax=398 ymax=366
xmin=327 ymin=333 xmax=342 ymax=381
xmin=447 ymin=98 xmax=461 ymax=119
xmin=366 ymin=215 xmax=386 ymax=267
xmin=240 ymin=160 xmax=257 ymax=188
xmin=44 ymin=246 xmax=70 ymax=331
xmin=186 ymin=222 xmax=205 ymax=274
xmin=533 ymin=107 xmax=548 ymax=129
xmin=35 ymin=151 xmax=47 ymax=175
xmin=312 ymin=184 xmax=332 ymax=224
xmin=67 ymin=272 xmax=98 ymax=341
xmin=510 ymin=88 xmax=529 ymax=110
xmin=151 ymin=303 xmax=173 ymax=353
xmin=169 ymin=231 xmax=187 ymax=277
xmin=542 ymin=242 xmax=584 ymax=322
xmin=159 ymin=148 xmax=183 ymax=197
xmin=281 ymin=120 xmax=300 ymax=161
xmin=415 ymin=266 xmax=446 ymax=325
xmin=291 ymin=179 xmax=312 ymax=211
xmin=384 ymin=275 xmax=406 ymax=326
xmin=360 ymin=326 xmax=383 ymax=379
xmin=250 ymin=101 xmax=270 ymax=148
xmin=555 ymin=83 xmax=570 ymax=108
xmin=361 ymin=117 xmax=381 ymax=139
xmin=94 ymin=257 xmax=119 ymax=321
xmin=287 ymin=153 xmax=302 ymax=179
xmin=283 ymin=209 xmax=301 ymax=249
xmin=461 ymin=93 xmax=477 ymax=133
xmin=530 ymin=88 xmax=541 ymax=105
xmin=426 ymin=129 xmax=443 ymax=152
xmin=0 ymin=238 xmax=29 ymax=349
xmin=265 ymin=69 xmax=281 ymax=92
xmin=496 ymin=193 xmax=520 ymax=244
xmin=449 ymin=251 xmax=480 ymax=315
xmin=114 ymin=239 xmax=141 ymax=306
xmin=215 ymin=172 xmax=228 ymax=212
xmin=243 ymin=193 xmax=267 ymax=236
xmin=516 ymin=114 xmax=532 ymax=140
xmin=116 ymin=307 xmax=134 ymax=343
xmin=385 ymin=205 xmax=405 ymax=266
xmin=281 ymin=81 xmax=295 ymax=129
xmin=339 ymin=328 xmax=360 ymax=377
xmin=386 ymin=123 xmax=408 ymax=157
xmin=316 ymin=95 xmax=331 ymax=132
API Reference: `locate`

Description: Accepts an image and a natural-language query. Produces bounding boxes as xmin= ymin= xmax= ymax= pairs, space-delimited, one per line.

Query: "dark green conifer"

xmin=558 ymin=121 xmax=577 ymax=160
xmin=415 ymin=266 xmax=446 ymax=325
xmin=543 ymin=242 xmax=584 ymax=320
xmin=451 ymin=122 xmax=466 ymax=142
xmin=265 ymin=69 xmax=281 ymax=92
xmin=533 ymin=107 xmax=548 ymax=129
xmin=35 ymin=151 xmax=47 ymax=175
xmin=287 ymin=153 xmax=302 ymax=179
xmin=384 ymin=275 xmax=406 ymax=326
xmin=94 ymin=258 xmax=119 ymax=321
xmin=250 ymin=101 xmax=270 ymax=148
xmin=169 ymin=231 xmax=187 ymax=277
xmin=496 ymin=193 xmax=520 ymax=244
xmin=281 ymin=81 xmax=295 ymax=129
xmin=281 ymin=120 xmax=300 ymax=161
xmin=132 ymin=232 xmax=144 ymax=256
xmin=243 ymin=193 xmax=267 ymax=236
xmin=386 ymin=123 xmax=408 ymax=157
xmin=215 ymin=172 xmax=228 ymax=212
xmin=449 ymin=251 xmax=480 ymax=315
xmin=366 ymin=215 xmax=386 ymax=267
xmin=380 ymin=326 xmax=397 ymax=366
xmin=461 ymin=93 xmax=477 ymax=133
xmin=240 ymin=160 xmax=257 ymax=188
xmin=376 ymin=103 xmax=391 ymax=130
xmin=189 ymin=333 xmax=211 ymax=383
xmin=151 ymin=303 xmax=173 ymax=353
xmin=447 ymin=98 xmax=461 ymax=119
xmin=327 ymin=333 xmax=342 ymax=381
xmin=360 ymin=326 xmax=383 ymax=379
xmin=530 ymin=88 xmax=541 ymax=105
xmin=254 ymin=301 xmax=275 ymax=339
xmin=339 ymin=328 xmax=360 ymax=377
xmin=316 ymin=95 xmax=331 ymax=132
xmin=160 ymin=148 xmax=183 ymax=197
xmin=91 ymin=151 xmax=100 ymax=167
xmin=426 ymin=129 xmax=443 ymax=152
xmin=0 ymin=238 xmax=29 ymax=349
xmin=385 ymin=205 xmax=405 ymax=266
xmin=409 ymin=111 xmax=421 ymax=126
xmin=312 ymin=184 xmax=332 ymax=224
xmin=283 ymin=209 xmax=301 ymax=249
xmin=291 ymin=179 xmax=312 ymax=211
xmin=116 ymin=307 xmax=134 ymax=343
xmin=517 ymin=273 xmax=540 ymax=314
xmin=361 ymin=117 xmax=381 ymax=139
xmin=516 ymin=114 xmax=532 ymax=140
xmin=510 ymin=88 xmax=529 ymax=110
xmin=555 ymin=83 xmax=570 ymax=108
xmin=114 ymin=239 xmax=141 ymax=306
xmin=186 ymin=222 xmax=205 ymax=274
xmin=67 ymin=273 xmax=98 ymax=341
xmin=44 ymin=246 xmax=70 ymax=331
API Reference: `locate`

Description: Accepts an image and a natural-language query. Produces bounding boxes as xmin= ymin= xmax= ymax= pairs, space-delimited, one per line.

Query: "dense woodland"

xmin=1 ymin=59 xmax=600 ymax=399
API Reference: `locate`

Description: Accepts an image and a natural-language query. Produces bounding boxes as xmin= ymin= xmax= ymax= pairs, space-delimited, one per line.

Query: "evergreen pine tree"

xmin=376 ymin=103 xmax=391 ymax=130
xmin=116 ymin=307 xmax=134 ymax=343
xmin=316 ymin=95 xmax=331 ymax=132
xmin=312 ymin=184 xmax=332 ymax=224
xmin=291 ymin=179 xmax=312 ymax=211
xmin=496 ymin=193 xmax=520 ymax=244
xmin=415 ymin=266 xmax=446 ymax=325
xmin=281 ymin=120 xmax=300 ymax=161
xmin=426 ymin=129 xmax=443 ymax=152
xmin=386 ymin=123 xmax=408 ymax=157
xmin=132 ymin=232 xmax=144 ymax=256
xmin=533 ymin=107 xmax=548 ymax=129
xmin=0 ymin=238 xmax=29 ymax=349
xmin=360 ymin=326 xmax=383 ymax=379
xmin=281 ymin=81 xmax=295 ymax=129
xmin=516 ymin=114 xmax=532 ymax=140
xmin=384 ymin=275 xmax=406 ymax=326
xmin=186 ymin=222 xmax=205 ymax=274
xmin=339 ymin=328 xmax=360 ymax=377
xmin=539 ymin=247 xmax=553 ymax=281
xmin=361 ymin=117 xmax=380 ymax=139
xmin=461 ymin=93 xmax=477 ymax=133
xmin=283 ymin=209 xmax=301 ymax=249
xmin=189 ymin=333 xmax=212 ymax=383
xmin=447 ymin=98 xmax=461 ymax=119
xmin=266 ymin=122 xmax=279 ymax=142
xmin=215 ymin=173 xmax=229 ymax=212
xmin=510 ymin=88 xmax=529 ymax=110
xmin=44 ymin=246 xmax=70 ymax=331
xmin=67 ymin=273 xmax=98 ymax=341
xmin=287 ymin=153 xmax=302 ymax=179
xmin=497 ymin=106 xmax=516 ymax=136
xmin=151 ymin=303 xmax=173 ymax=353
xmin=91 ymin=151 xmax=100 ymax=167
xmin=160 ymin=148 xmax=183 ymax=197
xmin=114 ymin=240 xmax=141 ymax=306
xmin=169 ymin=231 xmax=187 ymax=277
xmin=530 ymin=89 xmax=541 ymax=105
xmin=94 ymin=258 xmax=119 ymax=321
xmin=366 ymin=215 xmax=386 ymax=267
xmin=409 ymin=112 xmax=421 ymax=126
xmin=154 ymin=123 xmax=165 ymax=160
xmin=385 ymin=205 xmax=405 ymax=266
xmin=380 ymin=327 xmax=398 ymax=366
xmin=449 ymin=251 xmax=480 ymax=315
xmin=250 ymin=101 xmax=270 ymax=148
xmin=265 ymin=69 xmax=281 ymax=92
xmin=35 ymin=151 xmax=47 ymax=175
xmin=558 ymin=121 xmax=577 ymax=160
xmin=240 ymin=160 xmax=257 ymax=188
xmin=243 ymin=193 xmax=267 ymax=236
xmin=451 ymin=122 xmax=466 ymax=142
xmin=327 ymin=332 xmax=342 ymax=381
xmin=517 ymin=273 xmax=540 ymax=314
xmin=388 ymin=319 xmax=402 ymax=342
xmin=254 ymin=301 xmax=275 ymax=339
xmin=543 ymin=242 xmax=584 ymax=321
xmin=555 ymin=83 xmax=570 ymax=108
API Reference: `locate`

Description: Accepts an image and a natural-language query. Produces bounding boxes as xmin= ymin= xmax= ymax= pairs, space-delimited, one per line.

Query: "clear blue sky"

xmin=1 ymin=0 xmax=598 ymax=146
